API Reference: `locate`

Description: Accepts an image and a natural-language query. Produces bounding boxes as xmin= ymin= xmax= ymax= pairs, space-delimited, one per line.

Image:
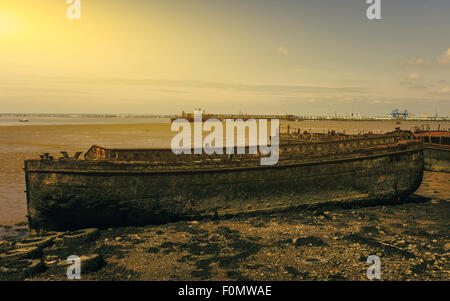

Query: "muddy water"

xmin=0 ymin=118 xmax=448 ymax=226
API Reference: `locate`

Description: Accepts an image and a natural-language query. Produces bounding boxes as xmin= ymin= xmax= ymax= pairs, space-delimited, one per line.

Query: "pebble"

xmin=45 ymin=260 xmax=57 ymax=265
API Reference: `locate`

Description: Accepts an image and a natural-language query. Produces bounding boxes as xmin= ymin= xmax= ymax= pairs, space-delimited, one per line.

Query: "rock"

xmin=14 ymin=236 xmax=55 ymax=249
xmin=0 ymin=259 xmax=44 ymax=276
xmin=45 ymin=260 xmax=57 ymax=265
xmin=62 ymin=228 xmax=100 ymax=244
xmin=303 ymin=257 xmax=326 ymax=264
xmin=293 ymin=236 xmax=327 ymax=247
xmin=0 ymin=246 xmax=41 ymax=263
xmin=444 ymin=243 xmax=450 ymax=251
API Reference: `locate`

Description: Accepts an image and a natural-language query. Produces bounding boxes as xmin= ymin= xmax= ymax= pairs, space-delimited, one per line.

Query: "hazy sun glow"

xmin=0 ymin=11 xmax=20 ymax=35
xmin=0 ymin=0 xmax=449 ymax=116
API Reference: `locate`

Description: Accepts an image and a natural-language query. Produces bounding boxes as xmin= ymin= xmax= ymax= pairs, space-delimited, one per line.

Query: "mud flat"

xmin=0 ymin=171 xmax=447 ymax=281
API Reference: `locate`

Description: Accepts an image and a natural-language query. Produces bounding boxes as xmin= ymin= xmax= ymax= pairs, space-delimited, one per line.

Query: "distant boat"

xmin=19 ymin=119 xmax=29 ymax=123
xmin=412 ymin=128 xmax=450 ymax=172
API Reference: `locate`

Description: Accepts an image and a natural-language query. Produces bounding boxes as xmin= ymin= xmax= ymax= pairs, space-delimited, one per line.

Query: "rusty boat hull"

xmin=422 ymin=144 xmax=450 ymax=172
xmin=413 ymin=130 xmax=450 ymax=172
xmin=24 ymin=135 xmax=424 ymax=233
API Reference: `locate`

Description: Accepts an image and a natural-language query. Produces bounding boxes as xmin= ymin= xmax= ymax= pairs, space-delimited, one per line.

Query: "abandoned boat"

xmin=412 ymin=128 xmax=450 ymax=172
xmin=24 ymin=130 xmax=424 ymax=233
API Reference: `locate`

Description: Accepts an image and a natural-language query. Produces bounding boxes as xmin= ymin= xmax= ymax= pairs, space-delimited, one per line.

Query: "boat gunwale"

xmin=422 ymin=143 xmax=450 ymax=150
xmin=24 ymin=146 xmax=423 ymax=176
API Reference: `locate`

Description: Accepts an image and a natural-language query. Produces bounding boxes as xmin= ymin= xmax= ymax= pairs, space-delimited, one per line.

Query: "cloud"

xmin=407 ymin=73 xmax=422 ymax=80
xmin=437 ymin=48 xmax=450 ymax=64
xmin=276 ymin=47 xmax=289 ymax=55
xmin=401 ymin=58 xmax=428 ymax=66
xmin=56 ymin=77 xmax=367 ymax=96
xmin=400 ymin=48 xmax=450 ymax=66
xmin=437 ymin=87 xmax=450 ymax=94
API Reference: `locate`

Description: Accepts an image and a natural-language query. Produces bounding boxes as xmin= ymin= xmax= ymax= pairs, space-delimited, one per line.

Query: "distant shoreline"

xmin=0 ymin=117 xmax=171 ymax=127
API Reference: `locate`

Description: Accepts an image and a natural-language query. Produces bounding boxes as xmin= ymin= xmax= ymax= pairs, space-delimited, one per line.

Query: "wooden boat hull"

xmin=413 ymin=130 xmax=450 ymax=172
xmin=24 ymin=142 xmax=424 ymax=233
xmin=423 ymin=144 xmax=450 ymax=172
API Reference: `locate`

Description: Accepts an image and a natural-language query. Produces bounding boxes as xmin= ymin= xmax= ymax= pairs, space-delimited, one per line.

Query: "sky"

xmin=0 ymin=0 xmax=449 ymax=116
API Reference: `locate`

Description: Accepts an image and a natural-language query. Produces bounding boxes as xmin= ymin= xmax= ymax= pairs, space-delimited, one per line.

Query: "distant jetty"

xmin=170 ymin=112 xmax=299 ymax=122
xmin=169 ymin=111 xmax=450 ymax=122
